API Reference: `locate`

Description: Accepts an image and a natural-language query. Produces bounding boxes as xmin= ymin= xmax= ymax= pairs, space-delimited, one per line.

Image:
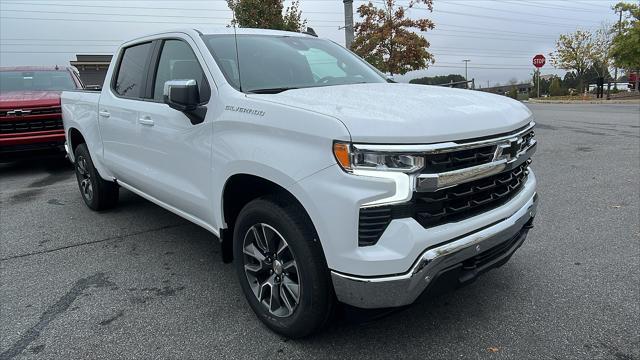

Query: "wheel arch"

xmin=68 ymin=127 xmax=86 ymax=155
xmin=220 ymin=173 xmax=323 ymax=264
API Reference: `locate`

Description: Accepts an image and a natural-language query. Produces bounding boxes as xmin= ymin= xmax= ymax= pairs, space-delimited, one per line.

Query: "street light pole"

xmin=463 ymin=59 xmax=470 ymax=89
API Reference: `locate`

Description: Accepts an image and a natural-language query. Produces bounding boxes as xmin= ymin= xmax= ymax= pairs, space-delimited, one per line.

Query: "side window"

xmin=114 ymin=42 xmax=153 ymax=98
xmin=153 ymin=39 xmax=210 ymax=102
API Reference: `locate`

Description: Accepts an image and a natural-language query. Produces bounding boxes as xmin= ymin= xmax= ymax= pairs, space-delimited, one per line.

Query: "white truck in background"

xmin=61 ymin=27 xmax=538 ymax=338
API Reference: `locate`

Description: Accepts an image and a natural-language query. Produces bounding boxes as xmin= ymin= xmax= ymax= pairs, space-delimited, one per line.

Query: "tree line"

xmin=547 ymin=2 xmax=638 ymax=93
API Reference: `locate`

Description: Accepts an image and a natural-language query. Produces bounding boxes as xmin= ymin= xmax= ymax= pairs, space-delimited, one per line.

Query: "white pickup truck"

xmin=61 ymin=27 xmax=538 ymax=337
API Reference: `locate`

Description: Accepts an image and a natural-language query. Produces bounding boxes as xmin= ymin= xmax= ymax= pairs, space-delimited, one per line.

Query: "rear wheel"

xmin=233 ymin=197 xmax=334 ymax=338
xmin=74 ymin=144 xmax=118 ymax=210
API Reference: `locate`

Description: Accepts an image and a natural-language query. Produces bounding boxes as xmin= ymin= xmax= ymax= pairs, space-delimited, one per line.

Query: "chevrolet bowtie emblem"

xmin=7 ymin=109 xmax=32 ymax=117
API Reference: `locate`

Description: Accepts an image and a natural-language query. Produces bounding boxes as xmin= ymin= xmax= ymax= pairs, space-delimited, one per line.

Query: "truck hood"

xmin=249 ymin=83 xmax=532 ymax=143
xmin=0 ymin=91 xmax=61 ymax=109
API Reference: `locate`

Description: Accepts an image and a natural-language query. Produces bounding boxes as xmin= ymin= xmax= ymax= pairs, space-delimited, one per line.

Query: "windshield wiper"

xmin=246 ymin=87 xmax=298 ymax=94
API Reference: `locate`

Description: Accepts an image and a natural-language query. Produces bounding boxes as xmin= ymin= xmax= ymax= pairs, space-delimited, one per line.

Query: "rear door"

xmin=134 ymin=37 xmax=215 ymax=221
xmin=98 ymin=41 xmax=156 ymax=188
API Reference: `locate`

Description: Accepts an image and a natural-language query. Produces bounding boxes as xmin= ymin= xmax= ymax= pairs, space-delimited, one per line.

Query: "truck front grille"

xmin=357 ymin=123 xmax=536 ymax=247
xmin=358 ymin=162 xmax=530 ymax=246
xmin=412 ymin=162 xmax=529 ymax=228
xmin=0 ymin=118 xmax=64 ymax=134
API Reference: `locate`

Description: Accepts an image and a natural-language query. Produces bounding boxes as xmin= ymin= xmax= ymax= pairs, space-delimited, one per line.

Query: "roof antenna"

xmin=231 ymin=8 xmax=243 ymax=92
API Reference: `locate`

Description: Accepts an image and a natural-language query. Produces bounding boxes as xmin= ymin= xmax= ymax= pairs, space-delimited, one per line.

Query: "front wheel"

xmin=233 ymin=197 xmax=334 ymax=338
xmin=74 ymin=143 xmax=119 ymax=211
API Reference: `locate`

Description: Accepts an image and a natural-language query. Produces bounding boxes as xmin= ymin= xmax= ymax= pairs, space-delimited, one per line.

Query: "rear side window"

xmin=113 ymin=42 xmax=153 ymax=98
xmin=152 ymin=39 xmax=210 ymax=102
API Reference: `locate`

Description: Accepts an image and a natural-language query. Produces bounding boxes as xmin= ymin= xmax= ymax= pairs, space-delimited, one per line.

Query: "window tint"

xmin=153 ymin=39 xmax=210 ymax=102
xmin=114 ymin=42 xmax=153 ymax=98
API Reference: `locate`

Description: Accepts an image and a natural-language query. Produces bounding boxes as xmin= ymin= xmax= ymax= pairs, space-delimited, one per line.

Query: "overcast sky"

xmin=0 ymin=0 xmax=621 ymax=86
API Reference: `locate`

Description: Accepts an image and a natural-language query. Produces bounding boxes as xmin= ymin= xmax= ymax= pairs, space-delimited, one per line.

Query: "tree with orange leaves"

xmin=351 ymin=0 xmax=435 ymax=76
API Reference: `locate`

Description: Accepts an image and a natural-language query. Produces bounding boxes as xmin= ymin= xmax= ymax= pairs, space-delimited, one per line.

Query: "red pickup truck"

xmin=0 ymin=66 xmax=84 ymax=160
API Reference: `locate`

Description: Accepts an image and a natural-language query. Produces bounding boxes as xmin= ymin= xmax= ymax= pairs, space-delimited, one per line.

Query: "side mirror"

xmin=163 ymin=79 xmax=206 ymax=125
xmin=163 ymin=79 xmax=200 ymax=112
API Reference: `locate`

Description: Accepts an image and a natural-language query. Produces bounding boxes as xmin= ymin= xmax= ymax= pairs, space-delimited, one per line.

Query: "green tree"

xmin=410 ymin=74 xmax=465 ymax=86
xmin=532 ymin=74 xmax=554 ymax=97
xmin=227 ymin=0 xmax=306 ymax=32
xmin=549 ymin=30 xmax=596 ymax=92
xmin=549 ymin=77 xmax=565 ymax=96
xmin=352 ymin=0 xmax=435 ymax=75
xmin=611 ymin=2 xmax=640 ymax=91
xmin=591 ymin=25 xmax=614 ymax=79
xmin=508 ymin=86 xmax=518 ymax=99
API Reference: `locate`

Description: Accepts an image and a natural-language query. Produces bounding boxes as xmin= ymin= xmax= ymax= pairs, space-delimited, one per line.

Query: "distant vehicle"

xmin=0 ymin=66 xmax=84 ymax=160
xmin=629 ymin=71 xmax=638 ymax=91
xmin=61 ymin=28 xmax=538 ymax=338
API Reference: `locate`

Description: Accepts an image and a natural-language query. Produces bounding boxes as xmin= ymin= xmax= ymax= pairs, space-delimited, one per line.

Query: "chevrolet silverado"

xmin=61 ymin=28 xmax=538 ymax=338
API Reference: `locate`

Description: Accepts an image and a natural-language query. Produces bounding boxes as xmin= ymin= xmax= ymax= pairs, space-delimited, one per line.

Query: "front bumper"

xmin=0 ymin=129 xmax=65 ymax=147
xmin=331 ymin=191 xmax=538 ymax=309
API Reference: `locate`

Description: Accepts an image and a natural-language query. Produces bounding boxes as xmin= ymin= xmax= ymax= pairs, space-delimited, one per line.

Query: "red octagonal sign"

xmin=533 ymin=54 xmax=546 ymax=68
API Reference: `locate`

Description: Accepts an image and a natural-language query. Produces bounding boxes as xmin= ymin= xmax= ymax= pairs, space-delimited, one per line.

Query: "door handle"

xmin=99 ymin=110 xmax=110 ymax=118
xmin=139 ymin=116 xmax=154 ymax=126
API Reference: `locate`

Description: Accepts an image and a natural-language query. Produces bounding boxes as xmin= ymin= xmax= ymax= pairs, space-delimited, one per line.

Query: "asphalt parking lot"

xmin=1 ymin=103 xmax=639 ymax=360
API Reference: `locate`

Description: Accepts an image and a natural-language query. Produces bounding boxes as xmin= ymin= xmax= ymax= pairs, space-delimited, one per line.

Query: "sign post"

xmin=532 ymin=54 xmax=546 ymax=98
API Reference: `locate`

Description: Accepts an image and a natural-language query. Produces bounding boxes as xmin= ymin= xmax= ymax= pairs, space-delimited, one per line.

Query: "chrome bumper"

xmin=331 ymin=192 xmax=538 ymax=309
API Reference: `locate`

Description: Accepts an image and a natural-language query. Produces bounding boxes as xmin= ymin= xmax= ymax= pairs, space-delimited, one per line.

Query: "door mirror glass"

xmin=163 ymin=79 xmax=200 ymax=112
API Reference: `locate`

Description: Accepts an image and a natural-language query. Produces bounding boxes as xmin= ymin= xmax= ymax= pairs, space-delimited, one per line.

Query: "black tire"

xmin=233 ymin=196 xmax=334 ymax=338
xmin=74 ymin=143 xmax=119 ymax=211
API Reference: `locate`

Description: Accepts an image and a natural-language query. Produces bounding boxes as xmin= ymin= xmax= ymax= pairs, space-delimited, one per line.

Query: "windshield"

xmin=203 ymin=35 xmax=386 ymax=93
xmin=0 ymin=70 xmax=76 ymax=92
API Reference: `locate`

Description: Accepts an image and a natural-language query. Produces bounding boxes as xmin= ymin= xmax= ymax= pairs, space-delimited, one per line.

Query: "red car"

xmin=0 ymin=66 xmax=84 ymax=160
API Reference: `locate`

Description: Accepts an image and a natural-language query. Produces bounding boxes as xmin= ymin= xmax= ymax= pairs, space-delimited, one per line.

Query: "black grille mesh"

xmin=358 ymin=207 xmax=393 ymax=246
xmin=358 ymin=163 xmax=529 ymax=246
xmin=0 ymin=118 xmax=63 ymax=134
xmin=413 ymin=162 xmax=528 ymax=228
xmin=424 ymin=145 xmax=496 ymax=172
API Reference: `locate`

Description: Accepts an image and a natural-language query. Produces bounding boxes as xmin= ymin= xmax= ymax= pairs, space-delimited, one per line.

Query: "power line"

xmin=443 ymin=0 xmax=604 ymax=23
xmin=430 ymin=28 xmax=554 ymax=40
xmin=1 ymin=0 xmax=349 ymax=15
xmin=1 ymin=8 xmax=232 ymax=20
xmin=357 ymin=0 xmax=609 ymax=28
xmin=500 ymin=0 xmax=611 ymax=13
xmin=0 ymin=15 xmax=229 ymax=25
xmin=524 ymin=0 xmax=609 ymax=12
xmin=0 ymin=1 xmax=233 ymax=12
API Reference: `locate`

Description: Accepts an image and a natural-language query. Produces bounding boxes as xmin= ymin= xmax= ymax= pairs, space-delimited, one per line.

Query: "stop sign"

xmin=533 ymin=54 xmax=546 ymax=68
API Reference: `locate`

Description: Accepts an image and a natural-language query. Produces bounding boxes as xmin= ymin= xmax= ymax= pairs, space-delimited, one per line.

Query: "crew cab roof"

xmin=123 ymin=27 xmax=312 ymax=45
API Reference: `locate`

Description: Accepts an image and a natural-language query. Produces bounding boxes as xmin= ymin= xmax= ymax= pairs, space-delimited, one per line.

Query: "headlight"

xmin=333 ymin=142 xmax=424 ymax=173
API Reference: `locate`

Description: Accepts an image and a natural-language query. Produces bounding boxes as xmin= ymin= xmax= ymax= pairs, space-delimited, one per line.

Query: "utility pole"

xmin=613 ymin=7 xmax=622 ymax=90
xmin=343 ymin=0 xmax=354 ymax=49
xmin=463 ymin=59 xmax=470 ymax=89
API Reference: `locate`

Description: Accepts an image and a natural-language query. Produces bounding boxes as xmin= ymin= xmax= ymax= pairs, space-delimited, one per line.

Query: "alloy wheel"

xmin=76 ymin=155 xmax=93 ymax=202
xmin=242 ymin=223 xmax=301 ymax=317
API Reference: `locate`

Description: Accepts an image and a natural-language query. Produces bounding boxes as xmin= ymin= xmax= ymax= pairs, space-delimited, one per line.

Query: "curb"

xmin=526 ymin=98 xmax=640 ymax=104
